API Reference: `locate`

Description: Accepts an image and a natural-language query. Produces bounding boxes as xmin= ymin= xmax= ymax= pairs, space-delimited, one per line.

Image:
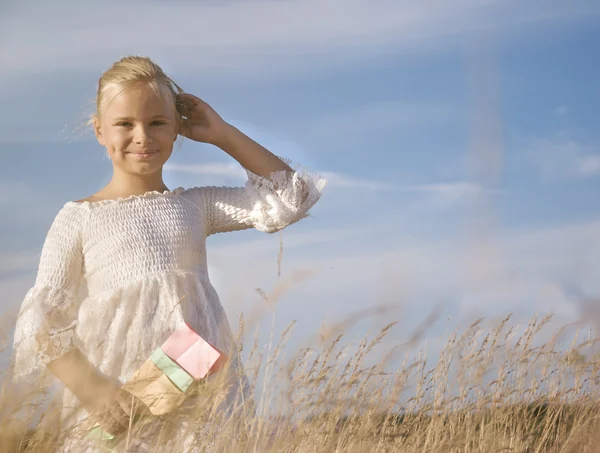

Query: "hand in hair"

xmin=175 ymin=92 xmax=293 ymax=180
xmin=176 ymin=93 xmax=231 ymax=146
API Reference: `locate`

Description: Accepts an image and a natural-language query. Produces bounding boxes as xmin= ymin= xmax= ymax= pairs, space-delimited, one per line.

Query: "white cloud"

xmin=0 ymin=182 xmax=43 ymax=206
xmin=1 ymin=0 xmax=598 ymax=85
xmin=315 ymin=172 xmax=398 ymax=191
xmin=165 ymin=159 xmax=492 ymax=200
xmin=0 ymin=275 xmax=32 ymax=323
xmin=196 ymin=214 xmax=600 ymax=362
xmin=310 ymin=101 xmax=461 ymax=137
xmin=524 ymin=134 xmax=600 ymax=180
xmin=575 ymin=155 xmax=600 ymax=176
xmin=0 ymin=182 xmax=65 ymax=230
xmin=404 ymin=181 xmax=482 ymax=196
xmin=0 ymin=251 xmax=39 ymax=277
xmin=455 ymin=220 xmax=600 ymax=333
xmin=554 ymin=105 xmax=569 ymax=115
xmin=166 ymin=160 xmax=403 ymax=192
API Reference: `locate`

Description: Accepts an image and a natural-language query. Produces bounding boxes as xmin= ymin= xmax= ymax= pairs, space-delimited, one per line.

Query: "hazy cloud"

xmin=576 ymin=155 xmax=600 ymax=176
xmin=524 ymin=134 xmax=600 ymax=180
xmin=2 ymin=0 xmax=599 ymax=85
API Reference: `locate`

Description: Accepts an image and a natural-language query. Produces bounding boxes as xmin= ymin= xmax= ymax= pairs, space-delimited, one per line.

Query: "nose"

xmin=133 ymin=124 xmax=154 ymax=145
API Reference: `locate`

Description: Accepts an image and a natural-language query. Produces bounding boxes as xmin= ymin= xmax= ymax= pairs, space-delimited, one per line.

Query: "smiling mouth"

xmin=128 ymin=151 xmax=157 ymax=156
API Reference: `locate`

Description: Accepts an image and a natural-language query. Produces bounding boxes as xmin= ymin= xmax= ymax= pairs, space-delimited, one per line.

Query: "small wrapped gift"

xmin=119 ymin=323 xmax=226 ymax=416
xmin=122 ymin=350 xmax=190 ymax=415
xmin=86 ymin=324 xmax=226 ymax=446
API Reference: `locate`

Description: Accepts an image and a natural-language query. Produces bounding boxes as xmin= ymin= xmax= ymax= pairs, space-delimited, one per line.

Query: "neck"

xmin=105 ymin=172 xmax=169 ymax=197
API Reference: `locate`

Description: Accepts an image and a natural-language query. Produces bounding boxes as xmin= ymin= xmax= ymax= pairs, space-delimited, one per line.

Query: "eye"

xmin=151 ymin=120 xmax=166 ymax=126
xmin=117 ymin=122 xmax=132 ymax=127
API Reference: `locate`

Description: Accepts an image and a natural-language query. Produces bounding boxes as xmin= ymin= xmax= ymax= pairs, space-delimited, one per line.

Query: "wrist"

xmin=77 ymin=374 xmax=119 ymax=407
xmin=211 ymin=122 xmax=238 ymax=149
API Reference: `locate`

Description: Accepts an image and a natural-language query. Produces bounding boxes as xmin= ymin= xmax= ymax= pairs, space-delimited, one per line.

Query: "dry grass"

xmin=0 ymin=307 xmax=599 ymax=453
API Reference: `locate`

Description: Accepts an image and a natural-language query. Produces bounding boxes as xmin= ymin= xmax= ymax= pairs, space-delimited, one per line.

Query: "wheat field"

xmin=0 ymin=307 xmax=599 ymax=453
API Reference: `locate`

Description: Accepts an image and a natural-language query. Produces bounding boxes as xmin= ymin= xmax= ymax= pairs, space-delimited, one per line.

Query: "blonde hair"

xmin=87 ymin=55 xmax=185 ymax=127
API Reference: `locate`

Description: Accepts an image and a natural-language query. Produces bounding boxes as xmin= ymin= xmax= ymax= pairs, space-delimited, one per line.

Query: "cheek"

xmin=106 ymin=130 xmax=130 ymax=147
xmin=157 ymin=128 xmax=177 ymax=144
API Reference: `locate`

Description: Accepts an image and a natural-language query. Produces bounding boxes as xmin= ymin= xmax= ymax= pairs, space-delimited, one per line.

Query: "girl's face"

xmin=93 ymin=82 xmax=178 ymax=174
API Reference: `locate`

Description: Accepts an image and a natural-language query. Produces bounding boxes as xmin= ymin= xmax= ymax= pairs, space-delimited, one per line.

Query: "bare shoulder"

xmin=72 ymin=193 xmax=106 ymax=204
xmin=72 ymin=196 xmax=96 ymax=204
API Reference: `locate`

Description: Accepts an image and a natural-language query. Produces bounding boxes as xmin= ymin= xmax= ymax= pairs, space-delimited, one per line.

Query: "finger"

xmin=95 ymin=399 xmax=129 ymax=432
xmin=176 ymin=93 xmax=196 ymax=109
xmin=175 ymin=103 xmax=195 ymax=122
xmin=177 ymin=92 xmax=202 ymax=103
xmin=175 ymin=98 xmax=188 ymax=115
xmin=94 ymin=411 xmax=126 ymax=437
xmin=103 ymin=419 xmax=125 ymax=437
xmin=178 ymin=121 xmax=192 ymax=139
xmin=116 ymin=390 xmax=151 ymax=418
xmin=177 ymin=93 xmax=207 ymax=108
xmin=109 ymin=403 xmax=131 ymax=429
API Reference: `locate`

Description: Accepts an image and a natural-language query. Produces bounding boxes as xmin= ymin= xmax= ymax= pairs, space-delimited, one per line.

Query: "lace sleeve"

xmin=186 ymin=156 xmax=327 ymax=236
xmin=11 ymin=205 xmax=86 ymax=386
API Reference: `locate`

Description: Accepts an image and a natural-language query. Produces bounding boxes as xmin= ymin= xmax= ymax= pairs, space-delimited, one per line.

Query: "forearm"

xmin=47 ymin=348 xmax=115 ymax=405
xmin=213 ymin=124 xmax=293 ymax=178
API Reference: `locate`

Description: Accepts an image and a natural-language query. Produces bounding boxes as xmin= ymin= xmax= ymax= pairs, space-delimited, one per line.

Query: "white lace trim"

xmin=244 ymin=156 xmax=328 ymax=233
xmin=12 ymin=285 xmax=80 ymax=383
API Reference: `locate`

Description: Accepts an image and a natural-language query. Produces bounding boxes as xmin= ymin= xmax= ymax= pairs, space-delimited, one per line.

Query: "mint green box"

xmin=150 ymin=348 xmax=194 ymax=392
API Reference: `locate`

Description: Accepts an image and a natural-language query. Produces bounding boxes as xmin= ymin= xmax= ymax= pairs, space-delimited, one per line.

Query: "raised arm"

xmin=176 ymin=93 xmax=294 ymax=180
xmin=176 ymin=93 xmax=327 ymax=235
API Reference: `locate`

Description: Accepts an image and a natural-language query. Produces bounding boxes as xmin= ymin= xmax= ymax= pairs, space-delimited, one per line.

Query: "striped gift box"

xmin=123 ymin=322 xmax=225 ymax=415
xmin=87 ymin=323 xmax=225 ymax=444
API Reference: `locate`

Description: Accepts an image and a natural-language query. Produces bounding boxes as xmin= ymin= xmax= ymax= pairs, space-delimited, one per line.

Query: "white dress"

xmin=10 ymin=161 xmax=327 ymax=452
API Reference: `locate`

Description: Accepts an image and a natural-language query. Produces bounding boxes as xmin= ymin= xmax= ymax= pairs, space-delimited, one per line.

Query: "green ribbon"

xmin=86 ymin=411 xmax=148 ymax=450
xmin=150 ymin=347 xmax=194 ymax=392
xmin=86 ymin=424 xmax=117 ymax=451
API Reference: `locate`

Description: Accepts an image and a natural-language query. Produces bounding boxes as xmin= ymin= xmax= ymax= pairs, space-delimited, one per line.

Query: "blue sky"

xmin=1 ymin=1 xmax=599 ymax=371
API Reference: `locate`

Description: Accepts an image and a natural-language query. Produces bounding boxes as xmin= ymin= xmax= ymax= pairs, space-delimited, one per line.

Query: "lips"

xmin=128 ymin=151 xmax=158 ymax=159
xmin=128 ymin=151 xmax=157 ymax=157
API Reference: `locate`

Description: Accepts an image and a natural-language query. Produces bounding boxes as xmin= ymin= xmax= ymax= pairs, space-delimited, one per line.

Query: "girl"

xmin=10 ymin=55 xmax=327 ymax=452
